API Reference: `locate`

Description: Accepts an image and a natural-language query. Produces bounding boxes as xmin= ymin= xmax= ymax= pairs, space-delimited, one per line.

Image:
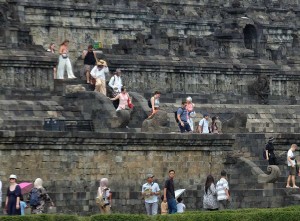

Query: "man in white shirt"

xmin=141 ymin=174 xmax=160 ymax=215
xmin=286 ymin=144 xmax=299 ymax=188
xmin=108 ymin=69 xmax=123 ymax=93
xmin=216 ymin=170 xmax=230 ymax=210
xmin=90 ymin=60 xmax=109 ymax=95
xmin=198 ymin=114 xmax=210 ymax=134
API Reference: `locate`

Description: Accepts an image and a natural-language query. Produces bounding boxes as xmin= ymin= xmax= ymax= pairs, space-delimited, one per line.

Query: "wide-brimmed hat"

xmin=97 ymin=60 xmax=107 ymax=66
xmin=9 ymin=174 xmax=17 ymax=179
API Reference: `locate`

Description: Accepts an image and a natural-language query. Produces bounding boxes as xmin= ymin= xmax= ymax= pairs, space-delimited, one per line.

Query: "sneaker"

xmin=292 ymin=186 xmax=299 ymax=188
xmin=286 ymin=186 xmax=292 ymax=188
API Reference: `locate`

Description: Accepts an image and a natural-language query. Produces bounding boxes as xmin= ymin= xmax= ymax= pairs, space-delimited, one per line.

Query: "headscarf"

xmin=34 ymin=178 xmax=43 ymax=189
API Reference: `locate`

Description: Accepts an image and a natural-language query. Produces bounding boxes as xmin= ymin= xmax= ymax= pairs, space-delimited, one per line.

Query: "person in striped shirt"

xmin=216 ymin=170 xmax=230 ymax=210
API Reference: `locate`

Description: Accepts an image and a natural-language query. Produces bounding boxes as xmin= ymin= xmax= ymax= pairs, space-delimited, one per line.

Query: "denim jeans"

xmin=167 ymin=198 xmax=177 ymax=214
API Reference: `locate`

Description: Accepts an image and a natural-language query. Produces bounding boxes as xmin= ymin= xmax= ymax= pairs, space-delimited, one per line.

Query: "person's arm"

xmin=5 ymin=196 xmax=8 ymax=210
xmin=225 ymin=188 xmax=230 ymax=200
xmin=104 ymin=66 xmax=109 ymax=74
xmin=109 ymin=191 xmax=112 ymax=206
xmin=93 ymin=51 xmax=97 ymax=64
xmin=177 ymin=111 xmax=184 ymax=127
xmin=90 ymin=66 xmax=97 ymax=78
xmin=163 ymin=188 xmax=167 ymax=202
xmin=151 ymin=97 xmax=155 ymax=112
xmin=110 ymin=94 xmax=120 ymax=101
xmin=81 ymin=50 xmax=87 ymax=59
xmin=266 ymin=150 xmax=269 ymax=160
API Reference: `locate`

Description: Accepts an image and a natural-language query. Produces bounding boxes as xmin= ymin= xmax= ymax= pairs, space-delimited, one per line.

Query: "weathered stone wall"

xmin=0 ymin=131 xmax=234 ymax=215
xmin=3 ymin=0 xmax=300 ymax=97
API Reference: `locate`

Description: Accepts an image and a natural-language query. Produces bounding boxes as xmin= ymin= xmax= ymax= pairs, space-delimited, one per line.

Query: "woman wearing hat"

xmin=5 ymin=174 xmax=21 ymax=215
xmin=90 ymin=60 xmax=109 ymax=95
xmin=265 ymin=137 xmax=277 ymax=165
xmin=96 ymin=178 xmax=112 ymax=214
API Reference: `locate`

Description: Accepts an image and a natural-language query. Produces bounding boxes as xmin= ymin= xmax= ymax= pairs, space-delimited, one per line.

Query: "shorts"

xmin=289 ymin=166 xmax=296 ymax=176
xmin=84 ymin=64 xmax=94 ymax=72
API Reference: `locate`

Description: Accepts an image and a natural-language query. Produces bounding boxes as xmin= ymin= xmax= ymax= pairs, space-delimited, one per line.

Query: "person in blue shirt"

xmin=177 ymin=101 xmax=191 ymax=133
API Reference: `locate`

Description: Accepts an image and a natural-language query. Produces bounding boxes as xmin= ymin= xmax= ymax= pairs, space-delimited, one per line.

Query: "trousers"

xmin=57 ymin=55 xmax=76 ymax=79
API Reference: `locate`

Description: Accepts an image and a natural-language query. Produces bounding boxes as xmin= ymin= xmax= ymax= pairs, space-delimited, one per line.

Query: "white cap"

xmin=9 ymin=174 xmax=17 ymax=179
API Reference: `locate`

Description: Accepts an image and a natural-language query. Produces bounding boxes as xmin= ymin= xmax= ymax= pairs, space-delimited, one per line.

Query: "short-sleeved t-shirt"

xmin=216 ymin=178 xmax=229 ymax=201
xmin=177 ymin=203 xmax=186 ymax=213
xmin=287 ymin=149 xmax=295 ymax=166
xmin=164 ymin=179 xmax=175 ymax=199
xmin=199 ymin=119 xmax=210 ymax=133
xmin=142 ymin=182 xmax=160 ymax=203
xmin=177 ymin=108 xmax=188 ymax=122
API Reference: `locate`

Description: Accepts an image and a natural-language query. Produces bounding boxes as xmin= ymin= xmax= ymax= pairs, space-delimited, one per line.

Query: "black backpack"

xmin=148 ymin=98 xmax=152 ymax=108
xmin=175 ymin=108 xmax=183 ymax=123
xmin=30 ymin=188 xmax=41 ymax=207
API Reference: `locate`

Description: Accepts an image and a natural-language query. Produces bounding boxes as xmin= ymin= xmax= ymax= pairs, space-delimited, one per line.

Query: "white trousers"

xmin=57 ymin=55 xmax=76 ymax=79
xmin=188 ymin=118 xmax=194 ymax=131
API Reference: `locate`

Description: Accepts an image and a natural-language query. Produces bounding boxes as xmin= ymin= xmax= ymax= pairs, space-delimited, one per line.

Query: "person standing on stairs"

xmin=82 ymin=45 xmax=97 ymax=84
xmin=91 ymin=60 xmax=109 ymax=96
xmin=286 ymin=144 xmax=299 ymax=188
xmin=265 ymin=137 xmax=277 ymax=165
xmin=57 ymin=40 xmax=77 ymax=79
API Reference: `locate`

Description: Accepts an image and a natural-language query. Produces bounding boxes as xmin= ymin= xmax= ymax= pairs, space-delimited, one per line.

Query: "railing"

xmin=43 ymin=118 xmax=94 ymax=132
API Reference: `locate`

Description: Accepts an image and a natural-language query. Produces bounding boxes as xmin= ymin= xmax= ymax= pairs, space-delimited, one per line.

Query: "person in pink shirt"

xmin=110 ymin=86 xmax=132 ymax=111
xmin=186 ymin=97 xmax=196 ymax=131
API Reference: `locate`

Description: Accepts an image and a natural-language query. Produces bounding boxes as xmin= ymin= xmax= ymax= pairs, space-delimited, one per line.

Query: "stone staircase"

xmin=229 ymin=157 xmax=300 ymax=208
xmin=0 ymin=80 xmax=95 ymax=131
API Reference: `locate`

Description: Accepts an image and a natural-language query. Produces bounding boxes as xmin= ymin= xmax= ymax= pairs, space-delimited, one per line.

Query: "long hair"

xmin=205 ymin=175 xmax=215 ymax=194
xmin=60 ymin=39 xmax=69 ymax=46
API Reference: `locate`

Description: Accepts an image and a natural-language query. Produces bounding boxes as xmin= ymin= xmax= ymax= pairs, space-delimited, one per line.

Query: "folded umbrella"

xmin=19 ymin=182 xmax=33 ymax=195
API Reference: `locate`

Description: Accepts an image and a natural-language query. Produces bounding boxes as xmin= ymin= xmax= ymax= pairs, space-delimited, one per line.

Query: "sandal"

xmin=286 ymin=186 xmax=292 ymax=188
xmin=293 ymin=186 xmax=299 ymax=188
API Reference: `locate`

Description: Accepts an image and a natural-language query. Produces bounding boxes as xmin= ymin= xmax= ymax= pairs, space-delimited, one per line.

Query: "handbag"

xmin=127 ymin=95 xmax=134 ymax=109
xmin=96 ymin=196 xmax=106 ymax=207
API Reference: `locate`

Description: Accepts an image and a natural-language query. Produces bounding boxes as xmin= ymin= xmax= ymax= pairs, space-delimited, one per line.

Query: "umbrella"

xmin=175 ymin=189 xmax=186 ymax=199
xmin=19 ymin=182 xmax=33 ymax=195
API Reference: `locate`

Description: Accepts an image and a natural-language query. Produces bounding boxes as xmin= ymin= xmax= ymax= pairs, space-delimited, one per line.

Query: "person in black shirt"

xmin=163 ymin=170 xmax=177 ymax=214
xmin=265 ymin=137 xmax=277 ymax=165
xmin=82 ymin=45 xmax=97 ymax=83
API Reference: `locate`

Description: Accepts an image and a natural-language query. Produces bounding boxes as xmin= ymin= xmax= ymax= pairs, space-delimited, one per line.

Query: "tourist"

xmin=91 ymin=60 xmax=109 ymax=95
xmin=186 ymin=97 xmax=196 ymax=131
xmin=97 ymin=178 xmax=112 ymax=214
xmin=160 ymin=195 xmax=168 ymax=215
xmin=163 ymin=169 xmax=177 ymax=214
xmin=177 ymin=101 xmax=191 ymax=133
xmin=19 ymin=195 xmax=27 ymax=215
xmin=57 ymin=39 xmax=76 ymax=79
xmin=265 ymin=137 xmax=277 ymax=165
xmin=210 ymin=116 xmax=219 ymax=134
xmin=82 ymin=45 xmax=97 ymax=84
xmin=147 ymin=91 xmax=161 ymax=119
xmin=108 ymin=68 xmax=123 ymax=93
xmin=203 ymin=175 xmax=218 ymax=210
xmin=46 ymin=43 xmax=57 ymax=79
xmin=286 ymin=144 xmax=299 ymax=188
xmin=29 ymin=178 xmax=54 ymax=214
xmin=110 ymin=86 xmax=133 ymax=111
xmin=176 ymin=197 xmax=186 ymax=213
xmin=141 ymin=174 xmax=160 ymax=215
xmin=216 ymin=170 xmax=230 ymax=210
xmin=5 ymin=174 xmax=21 ymax=215
xmin=197 ymin=114 xmax=210 ymax=134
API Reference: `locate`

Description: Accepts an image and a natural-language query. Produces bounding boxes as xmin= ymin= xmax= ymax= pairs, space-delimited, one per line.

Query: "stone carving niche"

xmin=243 ymin=24 xmax=257 ymax=51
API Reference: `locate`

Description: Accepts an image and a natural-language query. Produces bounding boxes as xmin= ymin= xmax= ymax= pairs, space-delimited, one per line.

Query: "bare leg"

xmin=86 ymin=71 xmax=90 ymax=83
xmin=286 ymin=175 xmax=291 ymax=187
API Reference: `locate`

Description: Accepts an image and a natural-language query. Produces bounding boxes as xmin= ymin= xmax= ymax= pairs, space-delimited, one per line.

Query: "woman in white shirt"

xmin=90 ymin=60 xmax=109 ymax=96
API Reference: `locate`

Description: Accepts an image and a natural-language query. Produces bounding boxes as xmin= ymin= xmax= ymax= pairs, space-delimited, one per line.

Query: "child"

xmin=20 ymin=195 xmax=27 ymax=215
xmin=176 ymin=197 xmax=186 ymax=213
xmin=161 ymin=195 xmax=168 ymax=215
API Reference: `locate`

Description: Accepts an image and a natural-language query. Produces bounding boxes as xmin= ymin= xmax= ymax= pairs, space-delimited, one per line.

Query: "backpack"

xmin=148 ymin=98 xmax=152 ymax=109
xmin=30 ymin=188 xmax=41 ymax=207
